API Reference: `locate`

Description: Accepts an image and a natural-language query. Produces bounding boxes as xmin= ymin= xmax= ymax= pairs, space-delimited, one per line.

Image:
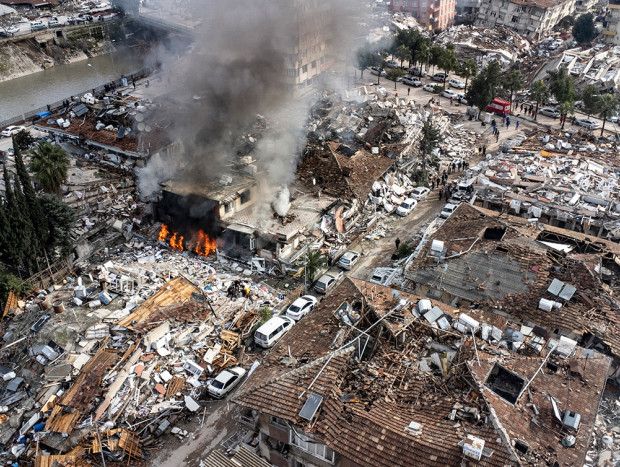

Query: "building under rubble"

xmin=234 ymin=277 xmax=610 ymax=466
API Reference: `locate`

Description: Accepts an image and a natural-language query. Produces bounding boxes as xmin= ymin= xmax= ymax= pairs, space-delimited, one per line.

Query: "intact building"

xmin=603 ymin=1 xmax=620 ymax=45
xmin=475 ymin=0 xmax=575 ymax=40
xmin=389 ymin=0 xmax=457 ymax=31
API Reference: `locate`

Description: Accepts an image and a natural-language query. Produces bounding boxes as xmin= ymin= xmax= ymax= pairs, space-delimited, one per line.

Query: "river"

xmin=0 ymin=48 xmax=146 ymax=122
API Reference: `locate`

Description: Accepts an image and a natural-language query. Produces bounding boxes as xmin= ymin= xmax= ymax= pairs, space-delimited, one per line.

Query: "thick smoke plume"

xmin=139 ymin=0 xmax=362 ymax=215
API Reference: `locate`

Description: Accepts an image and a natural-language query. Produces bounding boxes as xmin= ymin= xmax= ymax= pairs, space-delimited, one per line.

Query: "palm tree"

xmin=305 ymin=250 xmax=326 ymax=286
xmin=387 ymin=68 xmax=406 ymax=90
xmin=439 ymin=44 xmax=458 ymax=84
xmin=395 ymin=44 xmax=412 ymax=68
xmin=598 ymin=94 xmax=620 ymax=136
xmin=529 ymin=80 xmax=550 ymax=121
xmin=558 ymin=101 xmax=575 ymax=129
xmin=459 ymin=59 xmax=477 ymax=92
xmin=502 ymin=70 xmax=526 ymax=105
xmin=29 ymin=142 xmax=69 ymax=195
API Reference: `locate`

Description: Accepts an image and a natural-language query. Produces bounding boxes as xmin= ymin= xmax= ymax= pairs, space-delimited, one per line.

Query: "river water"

xmin=0 ymin=48 xmax=146 ymax=122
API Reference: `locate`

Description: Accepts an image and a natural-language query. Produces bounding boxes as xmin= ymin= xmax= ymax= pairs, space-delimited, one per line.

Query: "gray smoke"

xmin=138 ymin=0 xmax=363 ymax=214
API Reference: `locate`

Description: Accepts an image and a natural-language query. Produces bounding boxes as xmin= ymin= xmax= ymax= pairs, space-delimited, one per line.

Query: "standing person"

xmin=495 ymin=131 xmax=499 ymax=143
xmin=450 ymin=97 xmax=453 ymax=105
xmin=407 ymin=87 xmax=410 ymax=96
xmin=516 ymin=120 xmax=519 ymax=130
xmin=482 ymin=146 xmax=487 ymax=155
xmin=395 ymin=238 xmax=401 ymax=249
xmin=431 ymin=179 xmax=435 ymax=190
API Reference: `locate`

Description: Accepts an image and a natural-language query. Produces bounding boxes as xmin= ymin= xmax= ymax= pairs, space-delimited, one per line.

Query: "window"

xmin=240 ymin=189 xmax=251 ymax=204
xmin=511 ymin=15 xmax=519 ymax=22
xmin=302 ymin=64 xmax=308 ymax=73
xmin=286 ymin=69 xmax=297 ymax=77
xmin=311 ymin=60 xmax=317 ymax=69
xmin=422 ymin=1 xmax=427 ymax=6
xmin=290 ymin=431 xmax=335 ymax=463
xmin=320 ymin=57 xmax=325 ymax=64
xmin=224 ymin=202 xmax=233 ymax=213
xmin=271 ymin=416 xmax=288 ymax=428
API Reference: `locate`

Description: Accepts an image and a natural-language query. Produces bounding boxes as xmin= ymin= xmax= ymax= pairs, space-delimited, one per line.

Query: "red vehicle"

xmin=486 ymin=98 xmax=511 ymax=116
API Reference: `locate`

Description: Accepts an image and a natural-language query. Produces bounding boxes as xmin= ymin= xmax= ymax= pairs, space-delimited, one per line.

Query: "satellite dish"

xmin=144 ymin=125 xmax=152 ymax=132
xmin=582 ymin=349 xmax=595 ymax=357
xmin=134 ymin=113 xmax=144 ymax=122
xmin=137 ymin=123 xmax=145 ymax=132
xmin=391 ymin=289 xmax=399 ymax=298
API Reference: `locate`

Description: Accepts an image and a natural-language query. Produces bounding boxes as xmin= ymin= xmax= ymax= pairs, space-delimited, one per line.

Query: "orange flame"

xmin=158 ymin=225 xmax=216 ymax=256
xmin=194 ymin=229 xmax=217 ymax=256
xmin=158 ymin=224 xmax=169 ymax=242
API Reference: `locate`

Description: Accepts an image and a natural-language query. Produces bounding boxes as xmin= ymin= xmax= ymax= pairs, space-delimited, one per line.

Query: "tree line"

xmin=0 ymin=136 xmax=74 ymax=306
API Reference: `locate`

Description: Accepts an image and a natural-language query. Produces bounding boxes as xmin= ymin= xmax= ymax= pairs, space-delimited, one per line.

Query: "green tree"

xmin=598 ymin=94 xmax=620 ymax=136
xmin=558 ymin=101 xmax=575 ymax=129
xmin=0 ymin=201 xmax=10 ymax=264
xmin=0 ymin=264 xmax=30 ymax=313
xmin=458 ymin=59 xmax=477 ymax=92
xmin=386 ymin=68 xmax=406 ymax=89
xmin=12 ymin=174 xmax=37 ymax=272
xmin=376 ymin=52 xmax=388 ymax=85
xmin=29 ymin=142 xmax=70 ymax=195
xmin=2 ymin=166 xmax=24 ymax=269
xmin=429 ymin=45 xmax=444 ymax=75
xmin=419 ymin=119 xmax=441 ymax=175
xmin=305 ymin=250 xmax=326 ymax=285
xmin=439 ymin=44 xmax=458 ymax=83
xmin=581 ymin=84 xmax=601 ymax=118
xmin=395 ymin=44 xmax=412 ymax=68
xmin=465 ymin=61 xmax=502 ymax=116
xmin=529 ymin=79 xmax=550 ymax=120
xmin=39 ymin=194 xmax=75 ymax=259
xmin=416 ymin=37 xmax=430 ymax=70
xmin=356 ymin=45 xmax=377 ymax=80
xmin=548 ymin=66 xmax=576 ymax=105
xmin=502 ymin=69 xmax=526 ymax=104
xmin=13 ymin=140 xmax=49 ymax=248
xmin=573 ymin=13 xmax=597 ymax=44
xmin=13 ymin=130 xmax=35 ymax=151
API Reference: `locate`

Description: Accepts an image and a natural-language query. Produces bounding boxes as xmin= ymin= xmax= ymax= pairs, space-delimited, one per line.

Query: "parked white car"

xmin=402 ymin=75 xmax=422 ymax=87
xmin=440 ymin=203 xmax=457 ymax=218
xmin=338 ymin=251 xmax=360 ymax=270
xmin=575 ymin=118 xmax=600 ymax=129
xmin=411 ymin=186 xmax=430 ymax=200
xmin=370 ymin=66 xmax=386 ymax=77
xmin=448 ymin=78 xmax=465 ymax=89
xmin=285 ymin=295 xmax=318 ymax=321
xmin=540 ymin=108 xmax=560 ymax=118
xmin=207 ymin=367 xmax=246 ymax=398
xmin=442 ymin=89 xmax=458 ymax=99
xmin=385 ymin=59 xmax=399 ymax=68
xmin=1 ymin=125 xmax=25 ymax=137
xmin=396 ymin=197 xmax=418 ymax=216
xmin=422 ymin=83 xmax=440 ymax=92
xmin=254 ymin=316 xmax=295 ymax=348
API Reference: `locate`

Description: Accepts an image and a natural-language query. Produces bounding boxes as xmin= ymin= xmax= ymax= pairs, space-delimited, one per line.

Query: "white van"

xmin=254 ymin=316 xmax=295 ymax=348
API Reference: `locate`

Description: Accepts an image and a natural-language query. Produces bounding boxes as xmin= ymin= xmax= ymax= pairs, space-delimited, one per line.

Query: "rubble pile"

xmin=587 ymin=393 xmax=620 ymax=466
xmin=462 ymin=127 xmax=620 ymax=240
xmin=435 ymin=25 xmax=531 ymax=66
xmin=0 ymin=241 xmax=292 ymax=465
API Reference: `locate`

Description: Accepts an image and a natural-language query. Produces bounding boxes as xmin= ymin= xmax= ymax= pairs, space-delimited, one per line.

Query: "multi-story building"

xmin=475 ymin=0 xmax=575 ymax=41
xmin=389 ymin=0 xmax=457 ymax=31
xmin=283 ymin=0 xmax=335 ymax=90
xmin=455 ymin=0 xmax=481 ymax=21
xmin=603 ymin=1 xmax=620 ymax=45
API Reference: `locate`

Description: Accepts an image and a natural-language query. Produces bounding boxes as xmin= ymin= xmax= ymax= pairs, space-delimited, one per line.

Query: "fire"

xmin=159 ymin=223 xmax=169 ymax=242
xmin=194 ymin=229 xmax=217 ymax=256
xmin=157 ymin=224 xmax=216 ymax=256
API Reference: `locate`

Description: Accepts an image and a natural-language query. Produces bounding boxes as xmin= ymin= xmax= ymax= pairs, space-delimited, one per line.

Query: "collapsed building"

xmin=233 ymin=277 xmax=610 ymax=466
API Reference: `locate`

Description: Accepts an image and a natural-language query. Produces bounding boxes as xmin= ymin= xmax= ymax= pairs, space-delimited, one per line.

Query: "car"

xmin=206 ymin=367 xmax=246 ymax=398
xmin=385 ymin=59 xmax=399 ymax=68
xmin=337 ymin=251 xmax=360 ymax=270
xmin=1 ymin=125 xmax=25 ymax=137
xmin=575 ymin=118 xmax=601 ymax=129
xmin=402 ymin=75 xmax=422 ymax=87
xmin=314 ymin=270 xmax=342 ymax=294
xmin=410 ymin=186 xmax=430 ymax=200
xmin=31 ymin=314 xmax=51 ymax=333
xmin=440 ymin=203 xmax=457 ymax=218
xmin=285 ymin=295 xmax=318 ymax=320
xmin=546 ymin=96 xmax=559 ymax=106
xmin=6 ymin=26 xmax=19 ymax=35
xmin=48 ymin=18 xmax=61 ymax=27
xmin=422 ymin=83 xmax=440 ymax=92
xmin=610 ymin=113 xmax=619 ymax=123
xmin=67 ymin=16 xmax=86 ymax=24
xmin=456 ymin=93 xmax=468 ymax=104
xmin=409 ymin=67 xmax=426 ymax=77
xmin=376 ymin=85 xmax=387 ymax=97
xmin=539 ymin=108 xmax=560 ymax=118
xmin=396 ymin=197 xmax=418 ymax=216
xmin=370 ymin=66 xmax=386 ymax=77
xmin=254 ymin=316 xmax=295 ymax=348
xmin=80 ymin=14 xmax=94 ymax=22
xmin=448 ymin=78 xmax=465 ymax=89
xmin=442 ymin=89 xmax=458 ymax=99
xmin=431 ymin=72 xmax=447 ymax=82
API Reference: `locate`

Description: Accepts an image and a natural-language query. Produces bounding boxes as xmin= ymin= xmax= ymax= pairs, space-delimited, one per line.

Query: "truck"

xmin=486 ymin=98 xmax=511 ymax=116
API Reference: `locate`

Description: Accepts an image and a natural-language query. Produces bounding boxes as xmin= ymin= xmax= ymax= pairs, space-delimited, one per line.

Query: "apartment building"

xmin=603 ymin=1 xmax=620 ymax=45
xmin=283 ymin=0 xmax=335 ymax=90
xmin=475 ymin=0 xmax=575 ymax=41
xmin=456 ymin=0 xmax=481 ymax=20
xmin=389 ymin=0 xmax=457 ymax=31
